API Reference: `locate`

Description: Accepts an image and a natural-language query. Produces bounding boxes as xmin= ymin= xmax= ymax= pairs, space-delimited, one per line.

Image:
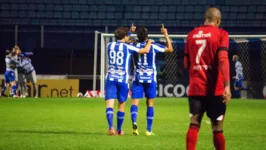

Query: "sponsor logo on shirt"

xmin=193 ymin=31 xmax=211 ymax=39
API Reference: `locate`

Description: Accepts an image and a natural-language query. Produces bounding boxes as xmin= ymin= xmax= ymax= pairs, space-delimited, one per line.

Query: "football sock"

xmin=186 ymin=123 xmax=200 ymax=150
xmin=117 ymin=111 xmax=125 ymax=132
xmin=130 ymin=105 xmax=138 ymax=123
xmin=146 ymin=106 xmax=154 ymax=132
xmin=235 ymin=89 xmax=241 ymax=98
xmin=213 ymin=130 xmax=225 ymax=150
xmin=106 ymin=107 xmax=113 ymax=129
xmin=11 ymin=85 xmax=17 ymax=95
xmin=1 ymin=86 xmax=6 ymax=95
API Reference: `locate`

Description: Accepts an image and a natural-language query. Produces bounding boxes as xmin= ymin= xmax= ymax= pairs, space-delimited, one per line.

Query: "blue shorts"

xmin=105 ymin=80 xmax=129 ymax=103
xmin=131 ymin=80 xmax=157 ymax=99
xmin=4 ymin=71 xmax=15 ymax=83
xmin=234 ymin=78 xmax=243 ymax=88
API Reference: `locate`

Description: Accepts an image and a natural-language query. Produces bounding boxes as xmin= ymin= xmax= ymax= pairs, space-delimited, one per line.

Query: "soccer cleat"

xmin=145 ymin=131 xmax=155 ymax=136
xmin=108 ymin=127 xmax=115 ymax=136
xmin=132 ymin=122 xmax=139 ymax=136
xmin=13 ymin=95 xmax=19 ymax=98
xmin=115 ymin=130 xmax=124 ymax=135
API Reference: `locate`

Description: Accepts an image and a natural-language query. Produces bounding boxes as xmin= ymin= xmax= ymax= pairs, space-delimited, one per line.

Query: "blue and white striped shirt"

xmin=132 ymin=42 xmax=166 ymax=83
xmin=235 ymin=61 xmax=244 ymax=79
xmin=5 ymin=55 xmax=19 ymax=72
xmin=106 ymin=41 xmax=140 ymax=83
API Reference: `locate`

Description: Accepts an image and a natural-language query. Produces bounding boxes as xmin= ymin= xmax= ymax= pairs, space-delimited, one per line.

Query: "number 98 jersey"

xmin=185 ymin=25 xmax=229 ymax=96
xmin=106 ymin=41 xmax=140 ymax=84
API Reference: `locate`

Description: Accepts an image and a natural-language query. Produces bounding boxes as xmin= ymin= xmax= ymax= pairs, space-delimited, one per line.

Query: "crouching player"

xmin=105 ymin=26 xmax=153 ymax=135
xmin=130 ymin=25 xmax=173 ymax=136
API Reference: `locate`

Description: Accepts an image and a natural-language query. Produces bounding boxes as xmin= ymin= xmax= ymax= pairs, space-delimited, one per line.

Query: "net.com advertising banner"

xmin=0 ymin=79 xmax=79 ymax=98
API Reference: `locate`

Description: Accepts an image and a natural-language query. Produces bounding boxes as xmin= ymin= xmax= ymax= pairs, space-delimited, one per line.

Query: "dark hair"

xmin=114 ymin=27 xmax=129 ymax=40
xmin=137 ymin=27 xmax=148 ymax=42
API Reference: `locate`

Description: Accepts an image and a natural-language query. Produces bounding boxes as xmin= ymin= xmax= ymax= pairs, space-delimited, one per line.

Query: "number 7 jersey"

xmin=185 ymin=25 xmax=229 ymax=96
xmin=106 ymin=41 xmax=140 ymax=83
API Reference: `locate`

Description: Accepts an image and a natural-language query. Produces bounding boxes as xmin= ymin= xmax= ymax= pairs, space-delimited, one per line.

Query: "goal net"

xmin=93 ymin=33 xmax=266 ymax=99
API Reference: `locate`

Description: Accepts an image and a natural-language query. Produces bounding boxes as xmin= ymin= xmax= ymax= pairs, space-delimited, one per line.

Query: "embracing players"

xmin=105 ymin=26 xmax=153 ymax=135
xmin=184 ymin=8 xmax=231 ymax=150
xmin=130 ymin=25 xmax=173 ymax=136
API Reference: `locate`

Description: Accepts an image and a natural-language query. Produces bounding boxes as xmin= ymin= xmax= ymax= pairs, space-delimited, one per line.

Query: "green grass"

xmin=0 ymin=98 xmax=265 ymax=150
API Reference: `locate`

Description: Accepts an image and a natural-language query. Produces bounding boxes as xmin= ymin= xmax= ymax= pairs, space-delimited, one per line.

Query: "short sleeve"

xmin=218 ymin=30 xmax=229 ymax=51
xmin=152 ymin=43 xmax=165 ymax=53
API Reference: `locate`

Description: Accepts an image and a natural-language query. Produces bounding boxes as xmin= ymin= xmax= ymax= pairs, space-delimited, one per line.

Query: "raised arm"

xmin=161 ymin=24 xmax=173 ymax=53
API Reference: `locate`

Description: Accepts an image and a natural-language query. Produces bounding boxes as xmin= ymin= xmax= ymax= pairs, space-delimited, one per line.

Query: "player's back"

xmin=132 ymin=42 xmax=165 ymax=83
xmin=106 ymin=41 xmax=135 ymax=83
xmin=185 ymin=25 xmax=229 ymax=96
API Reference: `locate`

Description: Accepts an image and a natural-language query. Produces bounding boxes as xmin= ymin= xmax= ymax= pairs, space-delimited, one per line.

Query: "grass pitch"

xmin=0 ymin=98 xmax=265 ymax=150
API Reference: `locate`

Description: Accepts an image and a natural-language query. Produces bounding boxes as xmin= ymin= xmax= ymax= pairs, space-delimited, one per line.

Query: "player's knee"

xmin=211 ymin=120 xmax=223 ymax=131
xmin=106 ymin=99 xmax=115 ymax=108
xmin=190 ymin=114 xmax=203 ymax=125
xmin=131 ymin=99 xmax=139 ymax=106
xmin=146 ymin=99 xmax=154 ymax=107
xmin=10 ymin=81 xmax=16 ymax=86
xmin=118 ymin=102 xmax=126 ymax=112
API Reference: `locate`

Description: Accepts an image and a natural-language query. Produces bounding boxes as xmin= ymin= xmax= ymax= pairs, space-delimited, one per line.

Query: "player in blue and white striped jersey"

xmin=232 ymin=55 xmax=244 ymax=98
xmin=105 ymin=26 xmax=153 ymax=136
xmin=130 ymin=25 xmax=173 ymax=136
xmin=1 ymin=50 xmax=19 ymax=97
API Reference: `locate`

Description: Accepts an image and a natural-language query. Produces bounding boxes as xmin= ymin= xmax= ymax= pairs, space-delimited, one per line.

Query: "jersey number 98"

xmin=110 ymin=50 xmax=124 ymax=65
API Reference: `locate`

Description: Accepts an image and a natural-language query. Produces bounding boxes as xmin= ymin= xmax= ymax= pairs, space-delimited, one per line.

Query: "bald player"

xmin=184 ymin=7 xmax=231 ymax=150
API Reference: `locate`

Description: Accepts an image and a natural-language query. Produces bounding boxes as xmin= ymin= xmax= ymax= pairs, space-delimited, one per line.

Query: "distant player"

xmin=1 ymin=50 xmax=19 ymax=97
xmin=130 ymin=25 xmax=173 ymax=136
xmin=105 ymin=26 xmax=153 ymax=135
xmin=184 ymin=8 xmax=231 ymax=150
xmin=17 ymin=53 xmax=38 ymax=98
xmin=232 ymin=55 xmax=244 ymax=98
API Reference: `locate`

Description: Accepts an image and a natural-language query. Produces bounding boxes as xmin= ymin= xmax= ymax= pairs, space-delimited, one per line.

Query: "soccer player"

xmin=232 ymin=55 xmax=244 ymax=98
xmin=130 ymin=25 xmax=173 ymax=136
xmin=184 ymin=7 xmax=231 ymax=150
xmin=105 ymin=26 xmax=153 ymax=135
xmin=17 ymin=53 xmax=38 ymax=98
xmin=1 ymin=49 xmax=19 ymax=97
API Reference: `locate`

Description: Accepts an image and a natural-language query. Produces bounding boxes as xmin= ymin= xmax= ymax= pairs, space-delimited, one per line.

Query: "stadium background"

xmin=0 ymin=0 xmax=266 ymax=98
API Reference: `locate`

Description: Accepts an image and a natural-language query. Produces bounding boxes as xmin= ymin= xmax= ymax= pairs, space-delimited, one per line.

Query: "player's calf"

xmin=146 ymin=99 xmax=154 ymax=133
xmin=116 ymin=102 xmax=125 ymax=134
xmin=186 ymin=114 xmax=203 ymax=150
xmin=105 ymin=99 xmax=115 ymax=135
xmin=211 ymin=121 xmax=225 ymax=150
xmin=130 ymin=100 xmax=139 ymax=136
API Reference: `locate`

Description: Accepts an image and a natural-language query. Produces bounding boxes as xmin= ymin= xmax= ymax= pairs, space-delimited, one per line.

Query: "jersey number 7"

xmin=195 ymin=39 xmax=206 ymax=64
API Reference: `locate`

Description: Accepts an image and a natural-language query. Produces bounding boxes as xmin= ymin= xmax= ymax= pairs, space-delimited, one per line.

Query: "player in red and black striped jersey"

xmin=184 ymin=7 xmax=231 ymax=150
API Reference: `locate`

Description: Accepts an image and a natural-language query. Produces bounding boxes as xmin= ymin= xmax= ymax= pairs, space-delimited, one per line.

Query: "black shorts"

xmin=188 ymin=96 xmax=226 ymax=122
